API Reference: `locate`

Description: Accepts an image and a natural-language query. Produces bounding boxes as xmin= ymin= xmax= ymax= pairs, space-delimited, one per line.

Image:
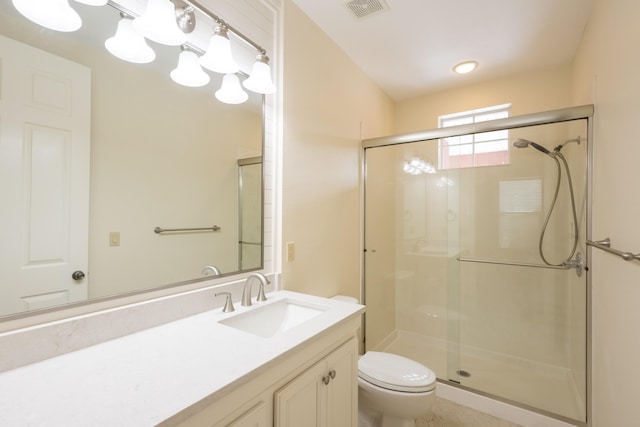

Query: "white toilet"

xmin=331 ymin=296 xmax=436 ymax=427
xmin=358 ymin=351 xmax=436 ymax=427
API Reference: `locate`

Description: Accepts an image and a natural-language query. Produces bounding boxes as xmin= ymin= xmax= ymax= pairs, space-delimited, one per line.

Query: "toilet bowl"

xmin=330 ymin=296 xmax=436 ymax=427
xmin=358 ymin=351 xmax=436 ymax=427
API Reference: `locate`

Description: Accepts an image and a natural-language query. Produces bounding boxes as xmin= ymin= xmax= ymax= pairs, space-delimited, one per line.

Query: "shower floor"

xmin=375 ymin=330 xmax=584 ymax=422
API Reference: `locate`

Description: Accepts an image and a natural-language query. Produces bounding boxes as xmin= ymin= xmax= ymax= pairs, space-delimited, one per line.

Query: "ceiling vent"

xmin=345 ymin=0 xmax=388 ymax=20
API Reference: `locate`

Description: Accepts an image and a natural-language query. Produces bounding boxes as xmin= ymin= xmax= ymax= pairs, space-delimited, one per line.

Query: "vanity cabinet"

xmin=274 ymin=337 xmax=358 ymax=427
xmin=174 ymin=318 xmax=361 ymax=427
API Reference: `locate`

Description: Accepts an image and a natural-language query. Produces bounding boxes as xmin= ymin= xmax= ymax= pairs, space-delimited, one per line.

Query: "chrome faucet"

xmin=201 ymin=265 xmax=221 ymax=276
xmin=241 ymin=273 xmax=270 ymax=306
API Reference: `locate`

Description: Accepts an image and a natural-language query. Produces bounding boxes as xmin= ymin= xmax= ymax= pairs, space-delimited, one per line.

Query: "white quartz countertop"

xmin=0 ymin=291 xmax=364 ymax=426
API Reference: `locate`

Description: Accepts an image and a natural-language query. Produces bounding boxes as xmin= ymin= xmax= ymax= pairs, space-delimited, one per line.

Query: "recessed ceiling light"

xmin=453 ymin=61 xmax=478 ymax=74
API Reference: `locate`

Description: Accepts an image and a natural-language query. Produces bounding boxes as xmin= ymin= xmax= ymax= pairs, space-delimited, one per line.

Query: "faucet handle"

xmin=215 ymin=292 xmax=235 ymax=313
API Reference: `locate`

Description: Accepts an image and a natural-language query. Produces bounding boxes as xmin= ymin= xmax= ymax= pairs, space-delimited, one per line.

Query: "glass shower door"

xmin=449 ymin=119 xmax=588 ymax=422
xmin=238 ymin=157 xmax=262 ymax=271
xmin=363 ymin=113 xmax=589 ymax=423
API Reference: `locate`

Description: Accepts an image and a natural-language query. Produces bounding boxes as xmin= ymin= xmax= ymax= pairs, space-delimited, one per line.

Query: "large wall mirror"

xmin=0 ymin=1 xmax=266 ymax=320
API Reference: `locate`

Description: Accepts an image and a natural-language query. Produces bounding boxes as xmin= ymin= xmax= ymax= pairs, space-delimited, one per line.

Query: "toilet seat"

xmin=358 ymin=351 xmax=436 ymax=393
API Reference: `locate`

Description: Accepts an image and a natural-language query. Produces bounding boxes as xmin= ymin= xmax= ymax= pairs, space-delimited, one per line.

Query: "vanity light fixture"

xmin=105 ymin=15 xmax=156 ymax=64
xmin=199 ymin=25 xmax=240 ymax=74
xmin=12 ymin=0 xmax=82 ymax=32
xmin=243 ymin=54 xmax=277 ymax=94
xmin=453 ymin=60 xmax=478 ymax=74
xmin=12 ymin=0 xmax=277 ymax=96
xmin=215 ymin=73 xmax=249 ymax=104
xmin=171 ymin=48 xmax=210 ymax=87
xmin=133 ymin=0 xmax=190 ymax=46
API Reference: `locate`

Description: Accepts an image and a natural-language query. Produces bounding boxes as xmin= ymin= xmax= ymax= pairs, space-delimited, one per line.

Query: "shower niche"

xmin=363 ymin=106 xmax=591 ymax=423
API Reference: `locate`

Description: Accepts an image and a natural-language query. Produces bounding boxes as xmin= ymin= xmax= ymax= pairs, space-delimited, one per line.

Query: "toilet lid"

xmin=358 ymin=352 xmax=436 ymax=393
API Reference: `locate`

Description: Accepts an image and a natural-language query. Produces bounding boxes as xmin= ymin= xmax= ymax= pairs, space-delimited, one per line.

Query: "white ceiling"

xmin=290 ymin=0 xmax=595 ymax=100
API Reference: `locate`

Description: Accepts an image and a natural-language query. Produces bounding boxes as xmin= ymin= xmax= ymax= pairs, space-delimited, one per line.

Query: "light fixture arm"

xmin=107 ymin=0 xmax=268 ymax=56
xmin=172 ymin=0 xmax=195 ymax=33
xmin=187 ymin=0 xmax=267 ymax=55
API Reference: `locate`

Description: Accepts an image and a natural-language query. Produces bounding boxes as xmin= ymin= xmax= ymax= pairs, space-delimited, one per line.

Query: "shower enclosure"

xmin=362 ymin=106 xmax=592 ymax=424
xmin=237 ymin=157 xmax=263 ymax=271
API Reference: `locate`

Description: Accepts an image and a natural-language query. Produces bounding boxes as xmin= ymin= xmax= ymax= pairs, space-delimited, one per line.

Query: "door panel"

xmin=0 ymin=34 xmax=90 ymax=316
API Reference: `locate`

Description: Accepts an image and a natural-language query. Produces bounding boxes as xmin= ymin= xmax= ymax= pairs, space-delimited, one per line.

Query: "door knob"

xmin=72 ymin=270 xmax=85 ymax=280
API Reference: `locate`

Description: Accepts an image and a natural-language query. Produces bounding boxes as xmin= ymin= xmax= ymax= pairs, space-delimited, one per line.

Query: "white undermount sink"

xmin=218 ymin=298 xmax=329 ymax=338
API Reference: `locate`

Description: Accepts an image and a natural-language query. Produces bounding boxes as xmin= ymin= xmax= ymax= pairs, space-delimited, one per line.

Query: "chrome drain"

xmin=456 ymin=369 xmax=471 ymax=378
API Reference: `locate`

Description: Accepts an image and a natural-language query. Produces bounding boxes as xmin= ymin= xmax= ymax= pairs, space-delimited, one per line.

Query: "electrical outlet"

xmin=286 ymin=242 xmax=295 ymax=262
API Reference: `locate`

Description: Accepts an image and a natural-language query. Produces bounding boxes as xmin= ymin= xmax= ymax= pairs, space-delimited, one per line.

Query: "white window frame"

xmin=438 ymin=104 xmax=511 ymax=169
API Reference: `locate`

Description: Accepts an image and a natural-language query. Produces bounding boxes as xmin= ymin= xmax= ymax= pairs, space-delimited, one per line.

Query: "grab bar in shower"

xmin=586 ymin=238 xmax=640 ymax=262
xmin=456 ymin=257 xmax=571 ymax=270
xmin=154 ymin=225 xmax=221 ymax=234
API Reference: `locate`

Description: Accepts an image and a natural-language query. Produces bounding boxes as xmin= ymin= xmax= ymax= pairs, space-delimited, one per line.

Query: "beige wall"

xmin=89 ymin=57 xmax=262 ymax=297
xmin=573 ymin=0 xmax=640 ymax=425
xmin=280 ymin=0 xmax=394 ymax=299
xmin=394 ymin=67 xmax=573 ymax=134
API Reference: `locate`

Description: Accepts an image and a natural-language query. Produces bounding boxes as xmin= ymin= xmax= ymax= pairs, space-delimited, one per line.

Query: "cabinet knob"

xmin=322 ymin=370 xmax=336 ymax=385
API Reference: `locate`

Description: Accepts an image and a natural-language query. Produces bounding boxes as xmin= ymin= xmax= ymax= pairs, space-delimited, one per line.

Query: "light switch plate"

xmin=109 ymin=231 xmax=120 ymax=246
xmin=286 ymin=242 xmax=295 ymax=262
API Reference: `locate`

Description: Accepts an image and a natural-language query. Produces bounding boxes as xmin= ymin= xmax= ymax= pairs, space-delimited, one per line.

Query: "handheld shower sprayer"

xmin=512 ymin=139 xmax=553 ymax=156
xmin=511 ymin=137 xmax=581 ymax=268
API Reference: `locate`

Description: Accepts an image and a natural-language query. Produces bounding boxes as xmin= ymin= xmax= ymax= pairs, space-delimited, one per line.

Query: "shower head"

xmin=512 ymin=139 xmax=553 ymax=156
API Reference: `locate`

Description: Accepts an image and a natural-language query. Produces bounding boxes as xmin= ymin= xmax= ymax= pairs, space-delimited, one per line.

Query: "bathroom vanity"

xmin=0 ymin=291 xmax=364 ymax=426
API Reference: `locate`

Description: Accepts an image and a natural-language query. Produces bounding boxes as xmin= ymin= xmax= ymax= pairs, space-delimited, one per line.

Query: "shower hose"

xmin=538 ymin=151 xmax=579 ymax=266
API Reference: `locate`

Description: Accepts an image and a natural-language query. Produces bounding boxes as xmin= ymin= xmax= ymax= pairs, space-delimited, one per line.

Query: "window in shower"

xmin=439 ymin=104 xmax=511 ymax=169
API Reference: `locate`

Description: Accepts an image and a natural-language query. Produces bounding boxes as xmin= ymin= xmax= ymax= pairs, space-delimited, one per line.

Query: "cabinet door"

xmin=274 ymin=361 xmax=326 ymax=427
xmin=227 ymin=401 xmax=269 ymax=427
xmin=274 ymin=337 xmax=358 ymax=427
xmin=325 ymin=338 xmax=358 ymax=427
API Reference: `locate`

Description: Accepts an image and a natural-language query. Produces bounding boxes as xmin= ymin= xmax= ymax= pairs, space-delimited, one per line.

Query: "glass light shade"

xmin=74 ymin=0 xmax=108 ymax=5
xmin=170 ymin=50 xmax=210 ymax=87
xmin=12 ymin=0 xmax=81 ymax=32
xmin=105 ymin=17 xmax=156 ymax=64
xmin=215 ymin=74 xmax=248 ymax=104
xmin=199 ymin=27 xmax=239 ymax=74
xmin=133 ymin=0 xmax=186 ymax=46
xmin=243 ymin=55 xmax=276 ymax=94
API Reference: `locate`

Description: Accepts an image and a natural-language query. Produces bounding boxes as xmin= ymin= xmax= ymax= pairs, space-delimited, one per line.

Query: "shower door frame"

xmin=361 ymin=104 xmax=594 ymax=426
